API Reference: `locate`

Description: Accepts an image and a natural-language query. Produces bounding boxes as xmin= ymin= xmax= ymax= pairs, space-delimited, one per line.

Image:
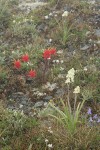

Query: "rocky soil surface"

xmin=0 ymin=0 xmax=100 ymax=116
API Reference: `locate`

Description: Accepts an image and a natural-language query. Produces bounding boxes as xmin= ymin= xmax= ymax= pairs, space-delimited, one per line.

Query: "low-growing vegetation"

xmin=0 ymin=0 xmax=100 ymax=149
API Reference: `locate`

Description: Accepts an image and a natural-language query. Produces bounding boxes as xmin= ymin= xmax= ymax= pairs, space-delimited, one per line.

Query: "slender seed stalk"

xmin=74 ymin=93 xmax=77 ymax=113
xmin=67 ymin=83 xmax=71 ymax=114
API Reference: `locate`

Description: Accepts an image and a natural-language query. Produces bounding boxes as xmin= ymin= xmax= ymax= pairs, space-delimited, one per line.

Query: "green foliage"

xmin=48 ymin=98 xmax=85 ymax=135
xmin=0 ymin=0 xmax=100 ymax=149
xmin=55 ymin=20 xmax=73 ymax=46
xmin=0 ymin=0 xmax=12 ymax=30
xmin=0 ymin=104 xmax=38 ymax=148
xmin=11 ymin=19 xmax=37 ymax=39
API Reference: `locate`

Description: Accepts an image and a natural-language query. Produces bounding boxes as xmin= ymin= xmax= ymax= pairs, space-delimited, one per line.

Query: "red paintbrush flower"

xmin=43 ymin=48 xmax=56 ymax=59
xmin=50 ymin=48 xmax=56 ymax=55
xmin=43 ymin=49 xmax=51 ymax=59
xmin=14 ymin=60 xmax=21 ymax=69
xmin=22 ymin=54 xmax=29 ymax=62
xmin=28 ymin=69 xmax=36 ymax=78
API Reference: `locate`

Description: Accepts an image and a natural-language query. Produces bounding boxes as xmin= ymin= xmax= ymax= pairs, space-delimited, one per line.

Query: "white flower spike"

xmin=73 ymin=86 xmax=80 ymax=94
xmin=66 ymin=68 xmax=75 ymax=83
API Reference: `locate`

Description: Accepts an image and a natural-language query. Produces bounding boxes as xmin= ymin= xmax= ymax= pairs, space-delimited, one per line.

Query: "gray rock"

xmin=44 ymin=96 xmax=53 ymax=101
xmin=38 ymin=105 xmax=57 ymax=117
xmin=21 ymin=100 xmax=27 ymax=105
xmin=63 ymin=5 xmax=72 ymax=12
xmin=94 ymin=29 xmax=100 ymax=38
xmin=80 ymin=45 xmax=90 ymax=51
xmin=7 ymin=106 xmax=15 ymax=110
xmin=55 ymin=89 xmax=65 ymax=97
xmin=34 ymin=101 xmax=44 ymax=108
xmin=18 ymin=1 xmax=47 ymax=13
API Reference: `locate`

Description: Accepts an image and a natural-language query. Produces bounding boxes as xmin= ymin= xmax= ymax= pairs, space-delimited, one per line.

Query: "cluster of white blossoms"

xmin=73 ymin=86 xmax=80 ymax=94
xmin=45 ymin=138 xmax=53 ymax=148
xmin=48 ymin=127 xmax=53 ymax=134
xmin=45 ymin=127 xmax=53 ymax=148
xmin=65 ymin=68 xmax=80 ymax=93
xmin=65 ymin=68 xmax=75 ymax=84
xmin=52 ymin=59 xmax=64 ymax=64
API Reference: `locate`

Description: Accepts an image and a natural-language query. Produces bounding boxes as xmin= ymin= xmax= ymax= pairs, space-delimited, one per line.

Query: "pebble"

xmin=94 ymin=29 xmax=100 ymax=37
xmin=80 ymin=45 xmax=90 ymax=51
xmin=34 ymin=101 xmax=44 ymax=108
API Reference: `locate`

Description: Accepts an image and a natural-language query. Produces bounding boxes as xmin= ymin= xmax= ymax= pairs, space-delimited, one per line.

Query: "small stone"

xmin=21 ymin=100 xmax=27 ymax=105
xmin=19 ymin=104 xmax=23 ymax=108
xmin=80 ymin=45 xmax=90 ymax=51
xmin=8 ymin=106 xmax=15 ymax=110
xmin=34 ymin=101 xmax=44 ymax=108
xmin=55 ymin=89 xmax=65 ymax=97
xmin=44 ymin=96 xmax=53 ymax=101
xmin=94 ymin=29 xmax=100 ymax=38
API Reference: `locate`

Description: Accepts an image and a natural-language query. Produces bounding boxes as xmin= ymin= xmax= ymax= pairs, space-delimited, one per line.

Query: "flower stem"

xmin=67 ymin=84 xmax=71 ymax=114
xmin=74 ymin=93 xmax=77 ymax=113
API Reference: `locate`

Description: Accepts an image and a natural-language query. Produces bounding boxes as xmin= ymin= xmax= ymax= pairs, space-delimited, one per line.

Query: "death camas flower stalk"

xmin=65 ymin=68 xmax=75 ymax=113
xmin=65 ymin=68 xmax=75 ymax=83
xmin=48 ymin=68 xmax=86 ymax=135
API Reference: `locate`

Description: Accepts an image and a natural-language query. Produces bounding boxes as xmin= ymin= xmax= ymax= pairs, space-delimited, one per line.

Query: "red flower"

xmin=43 ymin=48 xmax=56 ymax=59
xmin=50 ymin=48 xmax=56 ymax=55
xmin=22 ymin=54 xmax=29 ymax=62
xmin=28 ymin=69 xmax=36 ymax=78
xmin=14 ymin=60 xmax=21 ymax=69
xmin=43 ymin=49 xmax=51 ymax=59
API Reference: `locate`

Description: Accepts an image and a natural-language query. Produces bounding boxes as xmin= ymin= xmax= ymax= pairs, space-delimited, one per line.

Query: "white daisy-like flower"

xmin=56 ymin=60 xmax=60 ymax=63
xmin=13 ymin=20 xmax=16 ymax=23
xmin=49 ymin=39 xmax=52 ymax=42
xmin=19 ymin=104 xmax=23 ymax=108
xmin=62 ymin=11 xmax=69 ymax=17
xmin=84 ymin=67 xmax=88 ymax=71
xmin=48 ymin=144 xmax=53 ymax=148
xmin=49 ymin=12 xmax=53 ymax=16
xmin=45 ymin=139 xmax=49 ymax=143
xmin=44 ymin=15 xmax=49 ymax=19
xmin=60 ymin=60 xmax=64 ymax=63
